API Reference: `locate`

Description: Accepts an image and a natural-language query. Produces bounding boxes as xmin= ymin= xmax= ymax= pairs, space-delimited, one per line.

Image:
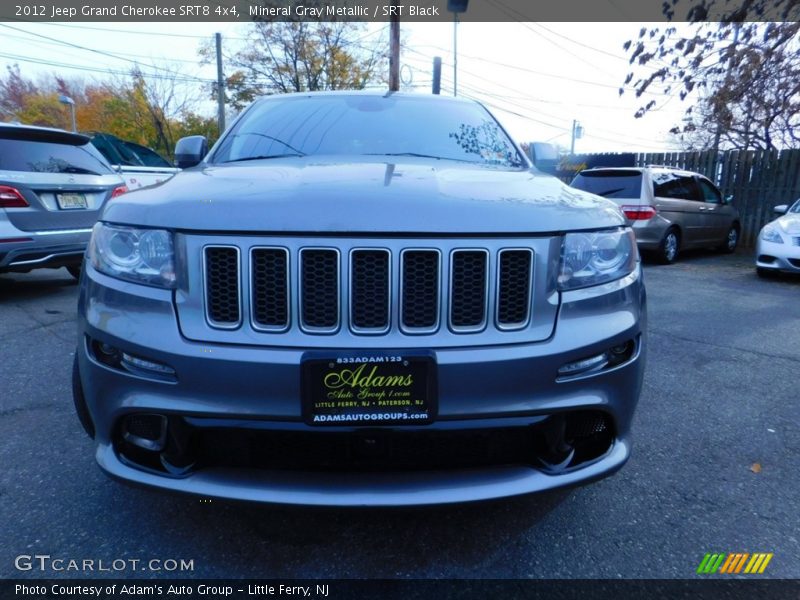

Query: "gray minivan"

xmin=571 ymin=166 xmax=740 ymax=264
xmin=0 ymin=123 xmax=126 ymax=278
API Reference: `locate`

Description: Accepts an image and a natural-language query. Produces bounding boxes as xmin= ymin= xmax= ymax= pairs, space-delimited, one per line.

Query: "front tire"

xmin=72 ymin=354 xmax=95 ymax=438
xmin=718 ymin=225 xmax=739 ymax=253
xmin=656 ymin=228 xmax=680 ymax=264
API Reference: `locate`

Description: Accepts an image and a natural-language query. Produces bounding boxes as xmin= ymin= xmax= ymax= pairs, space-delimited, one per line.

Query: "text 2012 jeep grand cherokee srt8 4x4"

xmin=72 ymin=91 xmax=647 ymax=506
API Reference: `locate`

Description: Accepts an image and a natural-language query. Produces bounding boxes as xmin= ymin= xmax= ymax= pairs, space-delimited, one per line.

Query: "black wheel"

xmin=67 ymin=265 xmax=82 ymax=280
xmin=718 ymin=225 xmax=740 ymax=253
xmin=72 ymin=353 xmax=95 ymax=438
xmin=656 ymin=228 xmax=680 ymax=264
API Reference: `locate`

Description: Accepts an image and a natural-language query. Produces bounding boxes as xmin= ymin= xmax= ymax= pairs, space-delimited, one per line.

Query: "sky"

xmin=0 ymin=20 xmax=697 ymax=153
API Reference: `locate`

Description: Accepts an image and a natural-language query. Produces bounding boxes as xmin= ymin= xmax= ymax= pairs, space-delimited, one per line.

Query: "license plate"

xmin=302 ymin=354 xmax=436 ymax=426
xmin=56 ymin=193 xmax=88 ymax=210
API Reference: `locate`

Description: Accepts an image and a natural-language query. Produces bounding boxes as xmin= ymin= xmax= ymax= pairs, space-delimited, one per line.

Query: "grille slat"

xmin=497 ymin=250 xmax=532 ymax=327
xmin=251 ymin=248 xmax=289 ymax=329
xmin=300 ymin=249 xmax=339 ymax=331
xmin=401 ymin=250 xmax=440 ymax=330
xmin=204 ymin=246 xmax=240 ymax=326
xmin=450 ymin=250 xmax=488 ymax=329
xmin=351 ymin=250 xmax=390 ymax=331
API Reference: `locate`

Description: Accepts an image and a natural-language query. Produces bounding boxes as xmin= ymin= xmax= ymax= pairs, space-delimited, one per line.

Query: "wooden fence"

xmin=573 ymin=150 xmax=800 ymax=248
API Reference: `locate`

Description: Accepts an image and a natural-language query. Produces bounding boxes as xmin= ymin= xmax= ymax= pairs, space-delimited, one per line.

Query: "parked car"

xmin=72 ymin=91 xmax=646 ymax=506
xmin=0 ymin=123 xmax=127 ymax=279
xmin=756 ymin=198 xmax=800 ymax=277
xmin=88 ymin=132 xmax=179 ymax=191
xmin=570 ymin=166 xmax=741 ymax=264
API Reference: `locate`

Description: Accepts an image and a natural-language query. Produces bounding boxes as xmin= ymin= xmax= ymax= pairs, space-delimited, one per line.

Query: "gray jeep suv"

xmin=571 ymin=166 xmax=741 ymax=264
xmin=72 ymin=92 xmax=646 ymax=506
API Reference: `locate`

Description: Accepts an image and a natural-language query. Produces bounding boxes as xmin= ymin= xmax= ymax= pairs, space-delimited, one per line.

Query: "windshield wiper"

xmin=595 ymin=188 xmax=625 ymax=197
xmin=363 ymin=152 xmax=475 ymax=163
xmin=59 ymin=166 xmax=101 ymax=176
xmin=222 ymin=153 xmax=306 ymax=164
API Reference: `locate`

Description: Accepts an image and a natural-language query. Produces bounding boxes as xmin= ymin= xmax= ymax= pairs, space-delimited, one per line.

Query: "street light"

xmin=58 ymin=95 xmax=76 ymax=133
xmin=447 ymin=0 xmax=469 ymax=97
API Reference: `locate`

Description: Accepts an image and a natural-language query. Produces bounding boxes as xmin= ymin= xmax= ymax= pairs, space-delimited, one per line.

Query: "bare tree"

xmin=620 ymin=1 xmax=800 ymax=151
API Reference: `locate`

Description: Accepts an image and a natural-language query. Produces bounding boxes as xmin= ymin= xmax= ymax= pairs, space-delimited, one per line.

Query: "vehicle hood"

xmin=102 ymin=157 xmax=624 ymax=234
xmin=773 ymin=213 xmax=800 ymax=235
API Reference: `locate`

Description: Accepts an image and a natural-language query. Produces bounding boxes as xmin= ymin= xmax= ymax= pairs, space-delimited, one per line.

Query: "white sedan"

xmin=756 ymin=198 xmax=800 ymax=277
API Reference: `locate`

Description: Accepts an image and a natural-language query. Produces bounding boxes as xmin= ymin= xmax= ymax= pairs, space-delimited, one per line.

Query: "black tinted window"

xmin=212 ymin=95 xmax=524 ymax=167
xmin=124 ymin=142 xmax=172 ymax=168
xmin=653 ymin=173 xmax=702 ymax=201
xmin=570 ymin=171 xmax=642 ymax=198
xmin=697 ymin=178 xmax=721 ymax=203
xmin=0 ymin=139 xmax=114 ymax=175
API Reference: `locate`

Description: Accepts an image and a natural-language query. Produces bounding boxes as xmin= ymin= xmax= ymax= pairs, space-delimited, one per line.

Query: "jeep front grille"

xmin=200 ymin=242 xmax=536 ymax=337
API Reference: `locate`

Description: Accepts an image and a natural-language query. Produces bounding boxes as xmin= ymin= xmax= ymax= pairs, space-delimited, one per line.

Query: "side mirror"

xmin=174 ymin=136 xmax=208 ymax=169
xmin=773 ymin=204 xmax=788 ymax=215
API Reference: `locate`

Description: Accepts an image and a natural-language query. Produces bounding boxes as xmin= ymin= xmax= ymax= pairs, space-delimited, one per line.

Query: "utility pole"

xmin=453 ymin=12 xmax=458 ymax=96
xmin=389 ymin=11 xmax=400 ymax=92
xmin=448 ymin=0 xmax=468 ymax=97
xmin=570 ymin=120 xmax=583 ymax=155
xmin=215 ymin=32 xmax=225 ymax=134
xmin=432 ymin=57 xmax=442 ymax=95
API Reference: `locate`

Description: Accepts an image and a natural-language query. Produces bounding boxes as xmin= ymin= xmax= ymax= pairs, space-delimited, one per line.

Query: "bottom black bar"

xmin=3 ymin=579 xmax=800 ymax=600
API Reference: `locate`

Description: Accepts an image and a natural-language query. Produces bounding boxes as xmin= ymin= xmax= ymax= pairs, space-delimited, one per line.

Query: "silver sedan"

xmin=756 ymin=198 xmax=800 ymax=277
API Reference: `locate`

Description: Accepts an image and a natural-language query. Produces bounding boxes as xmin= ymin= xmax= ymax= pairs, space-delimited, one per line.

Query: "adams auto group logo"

xmin=697 ymin=552 xmax=773 ymax=574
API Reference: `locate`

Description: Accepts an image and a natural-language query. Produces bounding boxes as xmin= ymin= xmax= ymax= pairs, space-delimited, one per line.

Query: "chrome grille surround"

xmin=178 ymin=235 xmax=556 ymax=349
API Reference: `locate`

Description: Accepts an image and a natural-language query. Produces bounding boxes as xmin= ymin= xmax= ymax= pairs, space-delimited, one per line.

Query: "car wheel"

xmin=656 ymin=228 xmax=680 ymax=264
xmin=67 ymin=265 xmax=82 ymax=280
xmin=719 ymin=225 xmax=739 ymax=253
xmin=72 ymin=353 xmax=95 ymax=438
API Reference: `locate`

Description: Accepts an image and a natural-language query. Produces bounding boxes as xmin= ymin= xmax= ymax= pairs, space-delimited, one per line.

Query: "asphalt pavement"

xmin=1 ymin=251 xmax=798 ymax=579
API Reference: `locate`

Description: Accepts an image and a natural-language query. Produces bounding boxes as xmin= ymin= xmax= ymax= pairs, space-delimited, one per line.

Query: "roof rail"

xmin=645 ymin=164 xmax=684 ymax=170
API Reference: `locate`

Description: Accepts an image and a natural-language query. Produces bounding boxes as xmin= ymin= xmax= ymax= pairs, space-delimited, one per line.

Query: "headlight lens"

xmin=760 ymin=224 xmax=784 ymax=244
xmin=558 ymin=228 xmax=638 ymax=291
xmin=89 ymin=223 xmax=176 ymax=287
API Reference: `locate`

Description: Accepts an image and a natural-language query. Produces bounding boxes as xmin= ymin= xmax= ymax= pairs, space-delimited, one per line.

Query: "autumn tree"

xmin=621 ymin=0 xmax=800 ymax=151
xmin=208 ymin=21 xmax=388 ymax=110
xmin=0 ymin=65 xmax=217 ymax=159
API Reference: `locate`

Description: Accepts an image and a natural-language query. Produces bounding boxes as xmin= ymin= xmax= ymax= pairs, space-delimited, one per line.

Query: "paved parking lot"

xmin=1 ymin=252 xmax=798 ymax=579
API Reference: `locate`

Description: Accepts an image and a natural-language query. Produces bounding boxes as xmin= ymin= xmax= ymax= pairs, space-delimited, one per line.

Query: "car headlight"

xmin=558 ymin=228 xmax=638 ymax=291
xmin=89 ymin=222 xmax=176 ymax=288
xmin=760 ymin=224 xmax=784 ymax=244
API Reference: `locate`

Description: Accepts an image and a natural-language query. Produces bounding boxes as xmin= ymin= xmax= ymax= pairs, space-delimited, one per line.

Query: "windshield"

xmin=571 ymin=170 xmax=643 ymax=199
xmin=211 ymin=94 xmax=525 ymax=168
xmin=791 ymin=199 xmax=800 ymax=213
xmin=0 ymin=139 xmax=114 ymax=175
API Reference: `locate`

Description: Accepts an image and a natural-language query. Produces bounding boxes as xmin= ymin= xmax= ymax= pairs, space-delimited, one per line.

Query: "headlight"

xmin=89 ymin=223 xmax=176 ymax=288
xmin=558 ymin=228 xmax=638 ymax=291
xmin=760 ymin=224 xmax=784 ymax=244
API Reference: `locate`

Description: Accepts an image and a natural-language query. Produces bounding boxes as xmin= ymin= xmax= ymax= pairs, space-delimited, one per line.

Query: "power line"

xmin=0 ymin=24 xmax=215 ymax=83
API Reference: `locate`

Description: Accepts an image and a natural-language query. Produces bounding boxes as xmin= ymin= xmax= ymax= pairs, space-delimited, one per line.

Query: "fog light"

xmin=558 ymin=352 xmax=608 ymax=376
xmin=123 ymin=414 xmax=168 ymax=451
xmin=121 ymin=352 xmax=175 ymax=376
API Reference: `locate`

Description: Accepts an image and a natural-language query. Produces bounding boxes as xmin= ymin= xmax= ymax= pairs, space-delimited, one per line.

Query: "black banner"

xmin=1 ymin=0 xmax=798 ymax=23
xmin=4 ymin=579 xmax=800 ymax=600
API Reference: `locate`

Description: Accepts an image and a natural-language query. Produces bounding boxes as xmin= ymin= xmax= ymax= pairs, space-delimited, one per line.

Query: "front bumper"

xmin=0 ymin=223 xmax=91 ymax=272
xmin=76 ymin=263 xmax=647 ymax=506
xmin=756 ymin=237 xmax=800 ymax=273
